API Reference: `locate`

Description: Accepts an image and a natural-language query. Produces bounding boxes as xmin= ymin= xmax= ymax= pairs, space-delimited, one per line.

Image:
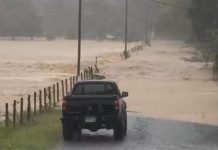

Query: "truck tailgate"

xmin=64 ymin=95 xmax=118 ymax=116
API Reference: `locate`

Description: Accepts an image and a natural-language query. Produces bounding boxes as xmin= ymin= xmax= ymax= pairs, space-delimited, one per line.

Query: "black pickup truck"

xmin=61 ymin=80 xmax=128 ymax=141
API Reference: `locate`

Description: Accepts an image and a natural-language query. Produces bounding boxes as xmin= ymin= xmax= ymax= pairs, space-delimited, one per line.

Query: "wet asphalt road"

xmin=54 ymin=113 xmax=218 ymax=150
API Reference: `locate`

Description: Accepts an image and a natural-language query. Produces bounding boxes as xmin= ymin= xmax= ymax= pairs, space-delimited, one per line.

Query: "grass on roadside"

xmin=0 ymin=110 xmax=62 ymax=150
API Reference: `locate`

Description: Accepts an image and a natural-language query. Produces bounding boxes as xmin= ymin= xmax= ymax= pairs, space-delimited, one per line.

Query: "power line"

xmin=148 ymin=0 xmax=189 ymax=10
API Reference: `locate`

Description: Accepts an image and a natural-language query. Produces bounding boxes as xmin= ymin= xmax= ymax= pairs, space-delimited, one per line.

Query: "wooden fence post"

xmin=53 ymin=84 xmax=56 ymax=107
xmin=83 ymin=70 xmax=86 ymax=80
xmin=86 ymin=68 xmax=89 ymax=79
xmin=73 ymin=76 xmax=76 ymax=86
xmin=80 ymin=72 xmax=83 ymax=81
xmin=57 ymin=82 xmax=60 ymax=102
xmin=34 ymin=92 xmax=36 ymax=115
xmin=83 ymin=71 xmax=85 ymax=80
xmin=39 ymin=90 xmax=42 ymax=113
xmin=89 ymin=67 xmax=91 ymax=79
xmin=13 ymin=100 xmax=16 ymax=129
xmin=27 ymin=95 xmax=31 ymax=121
xmin=76 ymin=76 xmax=78 ymax=83
xmin=61 ymin=80 xmax=64 ymax=98
xmin=70 ymin=77 xmax=72 ymax=92
xmin=48 ymin=87 xmax=51 ymax=108
xmin=88 ymin=67 xmax=91 ymax=79
xmin=5 ymin=103 xmax=9 ymax=127
xmin=20 ymin=98 xmax=23 ymax=124
xmin=65 ymin=79 xmax=68 ymax=95
xmin=44 ymin=88 xmax=47 ymax=110
xmin=86 ymin=69 xmax=89 ymax=80
xmin=90 ymin=67 xmax=93 ymax=79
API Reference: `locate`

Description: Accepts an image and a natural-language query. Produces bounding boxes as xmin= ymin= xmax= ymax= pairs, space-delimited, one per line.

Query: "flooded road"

xmin=55 ymin=41 xmax=218 ymax=150
xmin=55 ymin=113 xmax=218 ymax=150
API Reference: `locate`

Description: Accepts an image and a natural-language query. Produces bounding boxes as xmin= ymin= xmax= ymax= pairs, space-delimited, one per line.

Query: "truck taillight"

xmin=114 ymin=99 xmax=119 ymax=110
xmin=62 ymin=99 xmax=67 ymax=111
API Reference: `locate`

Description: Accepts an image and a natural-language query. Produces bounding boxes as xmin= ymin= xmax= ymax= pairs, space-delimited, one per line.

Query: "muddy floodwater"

xmin=0 ymin=40 xmax=136 ymax=112
xmin=1 ymin=40 xmax=218 ymax=149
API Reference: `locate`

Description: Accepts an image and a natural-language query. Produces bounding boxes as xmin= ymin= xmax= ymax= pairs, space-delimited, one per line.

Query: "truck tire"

xmin=62 ymin=123 xmax=72 ymax=141
xmin=123 ymin=111 xmax=127 ymax=136
xmin=74 ymin=128 xmax=82 ymax=141
xmin=113 ymin=120 xmax=125 ymax=140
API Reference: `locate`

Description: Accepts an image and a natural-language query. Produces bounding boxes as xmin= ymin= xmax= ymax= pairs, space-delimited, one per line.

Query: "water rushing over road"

xmin=55 ymin=113 xmax=218 ymax=150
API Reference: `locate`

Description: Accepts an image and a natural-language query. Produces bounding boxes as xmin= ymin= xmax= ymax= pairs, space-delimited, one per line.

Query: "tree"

xmin=189 ymin=0 xmax=218 ymax=42
xmin=0 ymin=0 xmax=42 ymax=39
xmin=154 ymin=0 xmax=193 ymax=40
xmin=19 ymin=0 xmax=42 ymax=39
xmin=32 ymin=0 xmax=159 ymax=41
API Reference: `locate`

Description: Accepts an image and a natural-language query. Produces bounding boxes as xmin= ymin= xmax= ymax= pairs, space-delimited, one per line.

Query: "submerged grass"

xmin=0 ymin=110 xmax=62 ymax=150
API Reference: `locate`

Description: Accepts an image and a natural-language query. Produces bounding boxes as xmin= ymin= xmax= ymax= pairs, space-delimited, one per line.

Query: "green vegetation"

xmin=188 ymin=0 xmax=218 ymax=62
xmin=156 ymin=0 xmax=218 ymax=62
xmin=189 ymin=0 xmax=218 ymax=42
xmin=0 ymin=110 xmax=61 ymax=150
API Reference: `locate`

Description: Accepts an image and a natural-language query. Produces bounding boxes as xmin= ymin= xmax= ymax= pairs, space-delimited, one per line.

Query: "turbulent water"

xmin=0 ymin=40 xmax=137 ymax=114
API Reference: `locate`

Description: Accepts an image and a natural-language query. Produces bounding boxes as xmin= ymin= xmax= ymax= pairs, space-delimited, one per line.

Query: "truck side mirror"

xmin=121 ymin=91 xmax=128 ymax=98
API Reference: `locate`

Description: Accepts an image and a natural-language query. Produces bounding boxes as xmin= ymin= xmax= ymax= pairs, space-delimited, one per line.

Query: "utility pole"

xmin=124 ymin=0 xmax=128 ymax=58
xmin=77 ymin=0 xmax=82 ymax=76
xmin=144 ymin=0 xmax=151 ymax=46
xmin=145 ymin=0 xmax=148 ymax=42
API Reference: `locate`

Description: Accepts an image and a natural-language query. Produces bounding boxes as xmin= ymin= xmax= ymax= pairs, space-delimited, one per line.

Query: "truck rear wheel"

xmin=73 ymin=127 xmax=82 ymax=141
xmin=113 ymin=121 xmax=125 ymax=141
xmin=63 ymin=124 xmax=72 ymax=141
xmin=123 ymin=112 xmax=127 ymax=136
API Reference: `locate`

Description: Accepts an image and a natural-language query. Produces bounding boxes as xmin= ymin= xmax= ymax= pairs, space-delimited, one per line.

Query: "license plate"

xmin=85 ymin=116 xmax=96 ymax=123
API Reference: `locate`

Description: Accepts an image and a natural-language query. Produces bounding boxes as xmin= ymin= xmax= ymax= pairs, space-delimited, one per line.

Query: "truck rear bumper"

xmin=61 ymin=115 xmax=118 ymax=131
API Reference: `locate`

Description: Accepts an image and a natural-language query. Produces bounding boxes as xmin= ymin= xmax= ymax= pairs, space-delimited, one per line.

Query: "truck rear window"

xmin=72 ymin=83 xmax=118 ymax=95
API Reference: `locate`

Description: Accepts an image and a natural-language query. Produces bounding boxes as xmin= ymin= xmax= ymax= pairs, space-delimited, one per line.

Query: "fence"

xmin=2 ymin=67 xmax=94 ymax=129
xmin=120 ymin=43 xmax=144 ymax=59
